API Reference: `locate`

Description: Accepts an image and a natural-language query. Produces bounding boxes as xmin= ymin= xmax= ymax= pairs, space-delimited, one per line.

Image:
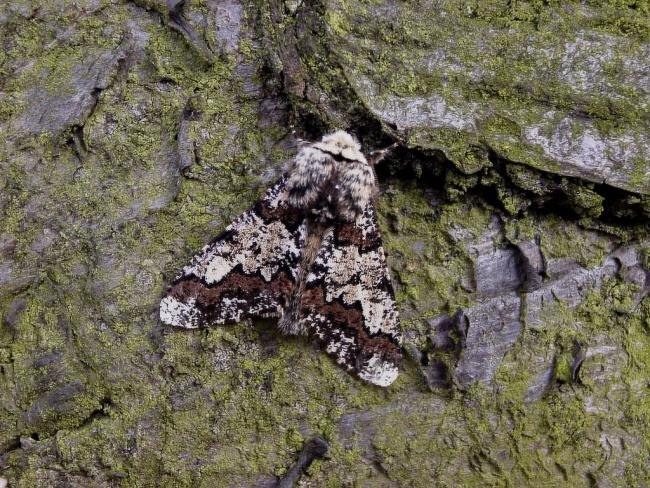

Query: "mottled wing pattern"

xmin=296 ymin=204 xmax=402 ymax=386
xmin=160 ymin=178 xmax=306 ymax=328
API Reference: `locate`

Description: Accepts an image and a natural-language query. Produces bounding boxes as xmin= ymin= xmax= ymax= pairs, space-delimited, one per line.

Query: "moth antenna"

xmin=368 ymin=142 xmax=399 ymax=167
xmin=368 ymin=142 xmax=399 ymax=189
xmin=285 ymin=129 xmax=310 ymax=150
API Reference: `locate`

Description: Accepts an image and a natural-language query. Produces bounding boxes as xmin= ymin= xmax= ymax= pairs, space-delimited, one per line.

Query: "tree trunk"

xmin=0 ymin=0 xmax=648 ymax=486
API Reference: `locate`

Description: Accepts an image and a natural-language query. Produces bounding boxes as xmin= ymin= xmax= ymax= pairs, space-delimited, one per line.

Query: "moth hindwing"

xmin=161 ymin=130 xmax=402 ymax=386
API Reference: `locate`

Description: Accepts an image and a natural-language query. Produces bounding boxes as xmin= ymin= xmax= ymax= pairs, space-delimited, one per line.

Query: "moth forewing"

xmin=161 ymin=130 xmax=402 ymax=386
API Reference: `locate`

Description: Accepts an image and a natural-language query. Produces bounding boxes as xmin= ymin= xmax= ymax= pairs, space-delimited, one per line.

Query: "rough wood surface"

xmin=0 ymin=1 xmax=648 ymax=486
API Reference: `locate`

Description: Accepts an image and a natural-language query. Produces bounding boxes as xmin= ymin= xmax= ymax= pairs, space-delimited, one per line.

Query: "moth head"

xmin=314 ymin=130 xmax=367 ymax=164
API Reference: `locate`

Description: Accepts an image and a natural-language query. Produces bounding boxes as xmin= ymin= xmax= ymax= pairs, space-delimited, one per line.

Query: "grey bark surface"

xmin=0 ymin=0 xmax=649 ymax=487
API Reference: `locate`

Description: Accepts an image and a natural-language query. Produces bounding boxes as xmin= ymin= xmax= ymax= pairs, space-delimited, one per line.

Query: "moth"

xmin=160 ymin=131 xmax=402 ymax=386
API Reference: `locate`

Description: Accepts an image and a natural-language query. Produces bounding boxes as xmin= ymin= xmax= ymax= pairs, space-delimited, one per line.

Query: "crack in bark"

xmin=0 ymin=398 xmax=112 ymax=466
xmin=275 ymin=436 xmax=328 ymax=488
xmin=176 ymin=98 xmax=202 ymax=176
xmin=256 ymin=1 xmax=648 ymax=226
xmin=127 ymin=0 xmax=218 ymax=64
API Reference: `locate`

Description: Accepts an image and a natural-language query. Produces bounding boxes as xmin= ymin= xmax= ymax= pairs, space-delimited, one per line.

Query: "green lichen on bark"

xmin=275 ymin=0 xmax=649 ymax=195
xmin=1 ymin=0 xmax=649 ymax=486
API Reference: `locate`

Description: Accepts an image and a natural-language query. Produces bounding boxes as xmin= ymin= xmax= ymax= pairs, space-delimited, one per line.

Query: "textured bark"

xmin=0 ymin=0 xmax=648 ymax=487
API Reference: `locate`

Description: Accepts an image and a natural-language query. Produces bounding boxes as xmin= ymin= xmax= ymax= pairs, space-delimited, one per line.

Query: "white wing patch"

xmin=182 ymin=186 xmax=306 ymax=285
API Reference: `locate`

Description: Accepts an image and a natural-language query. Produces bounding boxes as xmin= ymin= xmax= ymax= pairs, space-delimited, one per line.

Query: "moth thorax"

xmin=286 ymin=131 xmax=375 ymax=221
